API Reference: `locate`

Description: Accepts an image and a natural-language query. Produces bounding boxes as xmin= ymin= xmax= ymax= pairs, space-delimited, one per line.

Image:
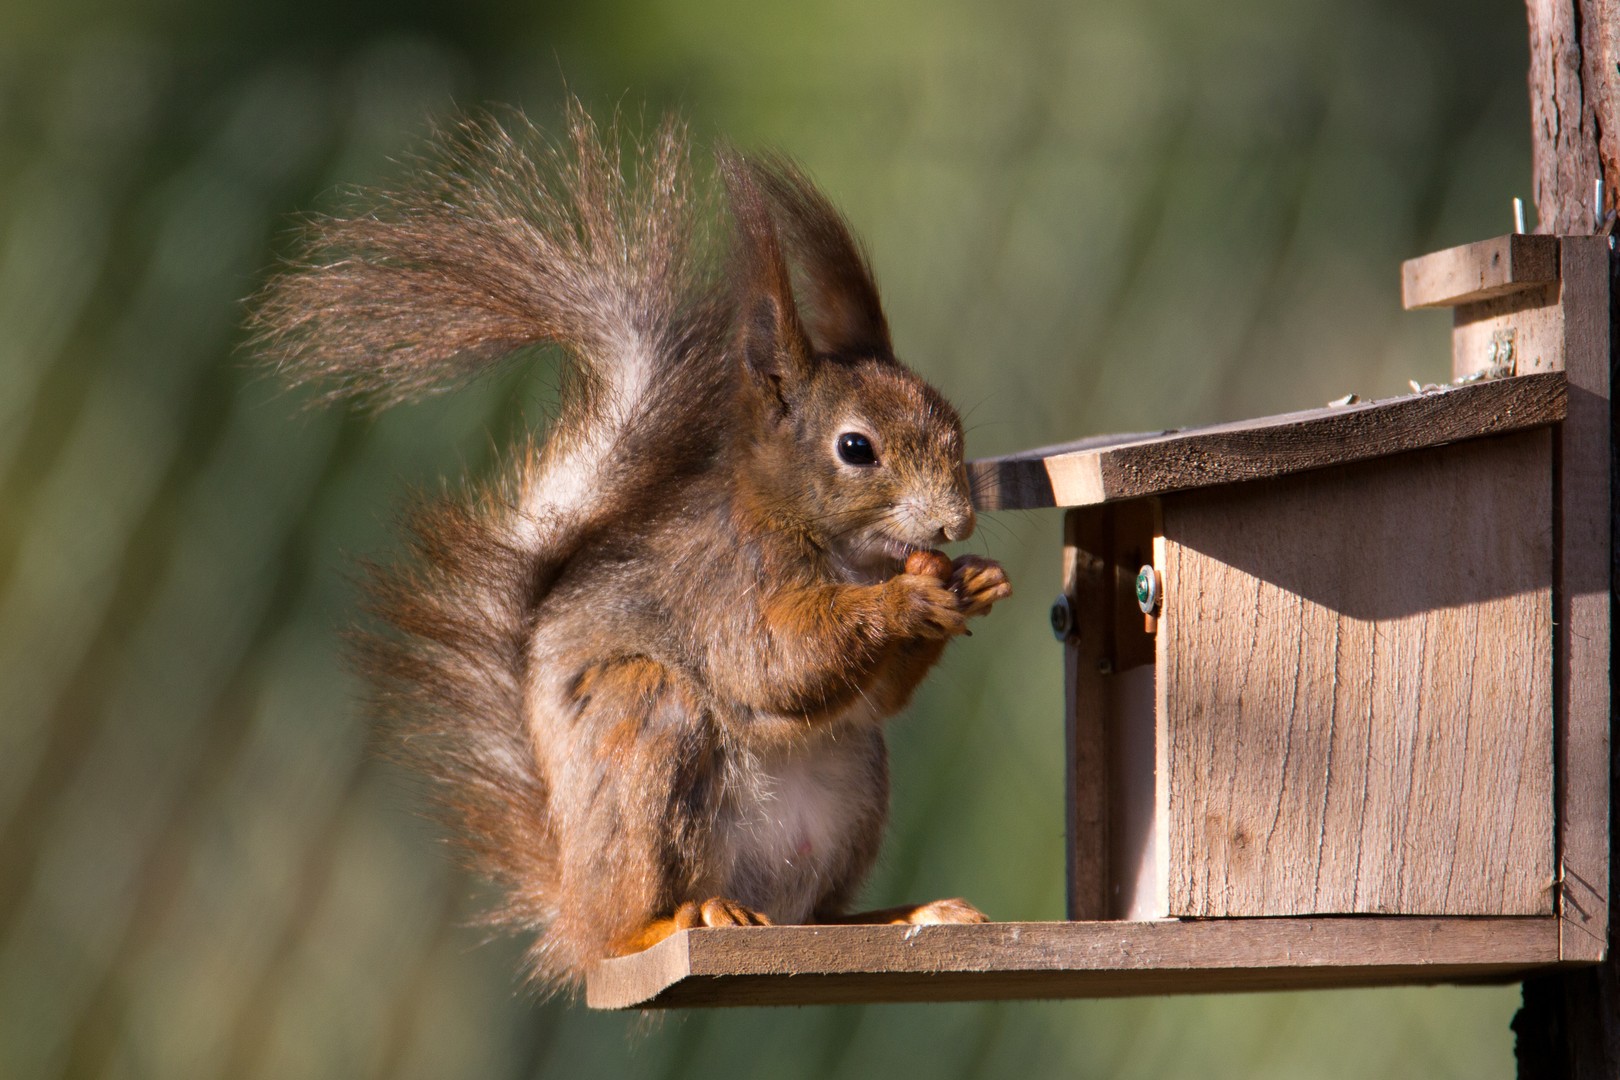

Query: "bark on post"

xmin=1514 ymin=2 xmax=1619 ymax=1075
xmin=1525 ymin=0 xmax=1620 ymax=233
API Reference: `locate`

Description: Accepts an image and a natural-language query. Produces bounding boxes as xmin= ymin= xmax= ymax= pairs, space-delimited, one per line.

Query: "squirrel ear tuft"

xmin=719 ymin=148 xmax=814 ymax=416
xmin=746 ymin=153 xmax=893 ymax=361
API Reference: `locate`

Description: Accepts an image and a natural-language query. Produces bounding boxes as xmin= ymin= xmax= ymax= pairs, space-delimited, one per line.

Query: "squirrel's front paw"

xmin=885 ymin=573 xmax=969 ymax=640
xmin=949 ymin=555 xmax=1012 ymax=618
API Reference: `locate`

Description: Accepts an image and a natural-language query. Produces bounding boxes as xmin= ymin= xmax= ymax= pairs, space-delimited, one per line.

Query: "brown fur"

xmin=249 ymin=104 xmax=1011 ymax=995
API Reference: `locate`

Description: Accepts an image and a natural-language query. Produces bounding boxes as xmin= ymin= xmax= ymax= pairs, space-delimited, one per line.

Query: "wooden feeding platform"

xmin=588 ymin=918 xmax=1556 ymax=1010
xmin=586 ymin=234 xmax=1609 ymax=1011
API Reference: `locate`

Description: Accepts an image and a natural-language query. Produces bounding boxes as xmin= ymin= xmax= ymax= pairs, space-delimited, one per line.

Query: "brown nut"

xmin=904 ymin=549 xmax=954 ymax=581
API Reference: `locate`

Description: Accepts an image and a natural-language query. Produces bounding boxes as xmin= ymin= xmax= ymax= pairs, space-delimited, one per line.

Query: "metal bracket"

xmin=1483 ymin=328 xmax=1518 ymax=380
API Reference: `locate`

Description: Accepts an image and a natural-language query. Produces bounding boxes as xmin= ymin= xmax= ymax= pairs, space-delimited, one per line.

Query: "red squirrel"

xmin=249 ymin=105 xmax=1012 ymax=993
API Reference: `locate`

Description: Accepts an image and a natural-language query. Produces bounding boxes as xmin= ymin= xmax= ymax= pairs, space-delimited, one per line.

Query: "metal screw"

xmin=1135 ymin=565 xmax=1162 ymax=616
xmin=1049 ymin=594 xmax=1073 ymax=641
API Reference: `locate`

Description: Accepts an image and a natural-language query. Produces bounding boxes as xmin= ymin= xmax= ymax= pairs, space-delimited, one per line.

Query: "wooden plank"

xmin=970 ymin=430 xmax=1161 ymax=510
xmin=1504 ymin=9 xmax=1620 ymax=1067
xmin=1063 ymin=506 xmax=1162 ymax=920
xmin=1401 ymin=233 xmax=1559 ymax=309
xmin=1553 ymin=235 xmax=1612 ymax=962
xmin=1159 ymin=432 xmax=1555 ymax=917
xmin=1108 ymin=501 xmax=1158 ymax=672
xmin=584 ymin=916 xmax=1559 ymax=1009
xmin=1063 ymin=509 xmax=1110 ymax=921
xmin=1108 ymin=662 xmax=1162 ymax=920
xmin=968 ymin=371 xmax=1567 ymax=511
xmin=1451 ymin=285 xmax=1563 ymax=382
xmin=1151 ymin=529 xmax=1172 ymax=924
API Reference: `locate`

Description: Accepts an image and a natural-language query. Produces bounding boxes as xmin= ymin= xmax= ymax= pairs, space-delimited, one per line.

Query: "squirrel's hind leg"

xmin=545 ymin=655 xmax=729 ymax=972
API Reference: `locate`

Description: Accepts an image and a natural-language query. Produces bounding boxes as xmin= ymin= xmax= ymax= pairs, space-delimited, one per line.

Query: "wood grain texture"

xmin=1160 ymin=431 xmax=1555 ymax=917
xmin=584 ymin=916 xmax=1559 ymax=1008
xmin=1402 ymin=234 xmax=1560 ymax=309
xmin=968 ymin=372 xmax=1567 ymax=511
xmin=1552 ymin=235 xmax=1612 ymax=962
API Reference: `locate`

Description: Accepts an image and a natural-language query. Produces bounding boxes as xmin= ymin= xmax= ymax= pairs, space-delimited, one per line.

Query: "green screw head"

xmin=1135 ymin=565 xmax=1161 ymax=615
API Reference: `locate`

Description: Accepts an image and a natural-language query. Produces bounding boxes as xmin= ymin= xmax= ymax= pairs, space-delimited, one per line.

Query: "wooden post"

xmin=1525 ymin=0 xmax=1619 ymax=234
xmin=1063 ymin=509 xmax=1112 ymax=921
xmin=1514 ymin=1 xmax=1619 ymax=1074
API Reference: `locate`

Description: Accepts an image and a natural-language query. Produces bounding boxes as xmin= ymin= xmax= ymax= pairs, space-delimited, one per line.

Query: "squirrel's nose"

xmin=940 ymin=507 xmax=976 ymax=543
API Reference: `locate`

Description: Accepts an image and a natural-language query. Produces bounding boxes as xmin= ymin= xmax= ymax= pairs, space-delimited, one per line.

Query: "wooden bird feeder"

xmin=585 ymin=233 xmax=1610 ymax=1010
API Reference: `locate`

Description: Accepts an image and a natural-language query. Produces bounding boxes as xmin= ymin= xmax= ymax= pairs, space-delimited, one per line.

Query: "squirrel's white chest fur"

xmin=716 ymin=727 xmax=879 ymax=923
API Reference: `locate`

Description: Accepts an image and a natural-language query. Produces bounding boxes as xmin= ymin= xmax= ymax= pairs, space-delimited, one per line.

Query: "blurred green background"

xmin=0 ymin=0 xmax=1540 ymax=1076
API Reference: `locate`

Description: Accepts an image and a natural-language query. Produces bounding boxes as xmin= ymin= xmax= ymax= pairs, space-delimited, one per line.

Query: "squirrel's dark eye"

xmin=836 ymin=432 xmax=877 ymax=466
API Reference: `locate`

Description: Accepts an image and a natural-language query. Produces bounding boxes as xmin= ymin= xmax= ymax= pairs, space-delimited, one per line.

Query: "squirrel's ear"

xmin=747 ymin=154 xmax=893 ymax=361
xmin=720 ymin=149 xmax=815 ymax=416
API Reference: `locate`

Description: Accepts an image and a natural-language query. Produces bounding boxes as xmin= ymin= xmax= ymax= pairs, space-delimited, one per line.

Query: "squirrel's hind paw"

xmin=685 ymin=897 xmax=774 ymax=928
xmin=615 ymin=897 xmax=774 ymax=956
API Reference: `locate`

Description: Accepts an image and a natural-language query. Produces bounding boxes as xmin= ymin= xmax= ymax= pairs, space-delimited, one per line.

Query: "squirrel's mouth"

xmin=874 ymin=536 xmax=918 ymax=563
xmin=830 ymin=531 xmax=919 ymax=582
xmin=870 ymin=532 xmax=942 ymax=577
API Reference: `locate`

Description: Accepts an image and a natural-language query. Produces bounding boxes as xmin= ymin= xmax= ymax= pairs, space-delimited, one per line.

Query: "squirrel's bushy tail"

xmin=248 ymin=106 xmax=727 ymax=990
